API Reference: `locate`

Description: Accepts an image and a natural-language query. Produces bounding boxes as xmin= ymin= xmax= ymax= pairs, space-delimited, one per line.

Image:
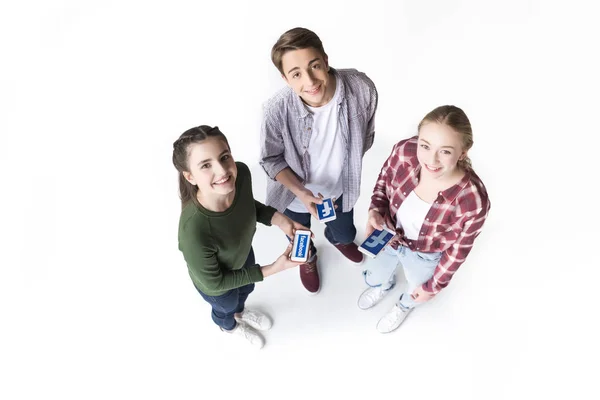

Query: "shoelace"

xmin=383 ymin=306 xmax=403 ymax=323
xmin=238 ymin=323 xmax=258 ymax=342
xmin=366 ymin=288 xmax=384 ymax=303
xmin=302 ymin=262 xmax=316 ymax=273
xmin=242 ymin=311 xmax=260 ymax=324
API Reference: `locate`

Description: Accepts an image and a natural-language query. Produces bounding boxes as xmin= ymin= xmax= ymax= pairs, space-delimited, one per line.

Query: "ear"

xmin=324 ymin=55 xmax=329 ymax=71
xmin=281 ymin=73 xmax=289 ymax=84
xmin=459 ymin=150 xmax=468 ymax=161
xmin=182 ymin=171 xmax=196 ymax=186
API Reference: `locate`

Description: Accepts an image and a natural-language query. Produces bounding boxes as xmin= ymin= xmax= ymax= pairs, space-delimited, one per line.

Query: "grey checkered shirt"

xmin=259 ymin=68 xmax=378 ymax=213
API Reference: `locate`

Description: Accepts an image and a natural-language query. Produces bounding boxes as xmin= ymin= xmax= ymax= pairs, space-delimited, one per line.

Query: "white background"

xmin=1 ymin=1 xmax=599 ymax=399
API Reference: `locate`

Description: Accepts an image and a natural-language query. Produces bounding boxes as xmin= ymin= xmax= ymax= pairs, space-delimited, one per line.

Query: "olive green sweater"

xmin=178 ymin=162 xmax=277 ymax=296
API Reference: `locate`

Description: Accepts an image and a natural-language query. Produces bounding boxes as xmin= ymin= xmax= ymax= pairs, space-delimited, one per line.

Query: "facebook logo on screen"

xmin=360 ymin=229 xmax=394 ymax=255
xmin=317 ymin=198 xmax=335 ymax=221
xmin=294 ymin=233 xmax=309 ymax=258
xmin=321 ymin=201 xmax=332 ymax=217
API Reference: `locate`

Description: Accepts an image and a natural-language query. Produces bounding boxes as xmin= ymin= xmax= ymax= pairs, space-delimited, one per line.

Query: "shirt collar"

xmin=439 ymin=169 xmax=472 ymax=203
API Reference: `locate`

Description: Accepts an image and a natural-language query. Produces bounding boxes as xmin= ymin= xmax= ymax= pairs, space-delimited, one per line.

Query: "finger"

xmin=317 ymin=192 xmax=324 ymax=199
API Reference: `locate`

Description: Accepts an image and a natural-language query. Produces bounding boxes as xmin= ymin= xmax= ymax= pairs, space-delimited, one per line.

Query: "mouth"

xmin=212 ymin=175 xmax=232 ymax=185
xmin=425 ymin=164 xmax=442 ymax=173
xmin=305 ymin=84 xmax=321 ymax=96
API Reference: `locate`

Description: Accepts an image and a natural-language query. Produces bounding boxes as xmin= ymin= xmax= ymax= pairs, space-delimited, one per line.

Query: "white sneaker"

xmin=222 ymin=321 xmax=265 ymax=349
xmin=235 ymin=309 xmax=272 ymax=331
xmin=376 ymin=304 xmax=413 ymax=333
xmin=357 ymin=287 xmax=390 ymax=310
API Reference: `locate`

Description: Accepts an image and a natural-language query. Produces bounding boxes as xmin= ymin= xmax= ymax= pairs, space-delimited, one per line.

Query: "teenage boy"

xmin=260 ymin=27 xmax=378 ymax=294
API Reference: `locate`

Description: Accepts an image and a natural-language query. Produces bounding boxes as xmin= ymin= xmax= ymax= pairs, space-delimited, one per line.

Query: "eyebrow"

xmin=287 ymin=57 xmax=322 ymax=75
xmin=419 ymin=139 xmax=455 ymax=149
xmin=198 ymin=150 xmax=229 ymax=166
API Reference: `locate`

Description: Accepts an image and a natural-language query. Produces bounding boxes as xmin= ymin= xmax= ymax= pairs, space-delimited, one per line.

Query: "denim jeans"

xmin=283 ymin=195 xmax=356 ymax=257
xmin=362 ymin=245 xmax=442 ymax=310
xmin=195 ymin=248 xmax=256 ymax=330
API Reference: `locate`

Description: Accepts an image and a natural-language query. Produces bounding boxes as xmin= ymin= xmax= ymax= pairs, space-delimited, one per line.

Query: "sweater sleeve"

xmin=254 ymin=200 xmax=277 ymax=226
xmin=180 ymin=226 xmax=264 ymax=293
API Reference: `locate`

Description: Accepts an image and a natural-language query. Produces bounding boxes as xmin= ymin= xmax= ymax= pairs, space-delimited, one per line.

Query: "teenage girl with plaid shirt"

xmin=358 ymin=105 xmax=491 ymax=333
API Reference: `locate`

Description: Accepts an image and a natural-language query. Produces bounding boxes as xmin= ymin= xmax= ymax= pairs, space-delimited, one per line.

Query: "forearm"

xmin=275 ymin=167 xmax=308 ymax=198
xmin=260 ymin=262 xmax=278 ymax=278
xmin=192 ymin=265 xmax=264 ymax=293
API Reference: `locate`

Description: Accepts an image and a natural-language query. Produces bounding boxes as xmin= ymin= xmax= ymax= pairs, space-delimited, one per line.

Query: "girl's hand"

xmin=365 ymin=209 xmax=385 ymax=237
xmin=261 ymin=243 xmax=305 ymax=277
xmin=271 ymin=212 xmax=313 ymax=240
xmin=411 ymin=285 xmax=436 ymax=303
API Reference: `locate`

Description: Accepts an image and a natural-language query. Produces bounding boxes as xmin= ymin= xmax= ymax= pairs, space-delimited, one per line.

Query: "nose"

xmin=303 ymin=71 xmax=315 ymax=87
xmin=215 ymin=161 xmax=227 ymax=176
xmin=429 ymin=152 xmax=440 ymax=165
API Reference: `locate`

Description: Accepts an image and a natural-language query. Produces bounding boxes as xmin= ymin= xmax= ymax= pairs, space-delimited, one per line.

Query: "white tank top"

xmin=396 ymin=191 xmax=432 ymax=240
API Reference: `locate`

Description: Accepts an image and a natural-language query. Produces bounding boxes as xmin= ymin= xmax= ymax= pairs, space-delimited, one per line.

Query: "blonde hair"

xmin=418 ymin=105 xmax=473 ymax=169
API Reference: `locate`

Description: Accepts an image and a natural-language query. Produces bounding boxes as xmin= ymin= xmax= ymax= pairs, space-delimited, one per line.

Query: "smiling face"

xmin=280 ymin=47 xmax=335 ymax=107
xmin=417 ymin=122 xmax=468 ymax=180
xmin=182 ymin=136 xmax=237 ymax=198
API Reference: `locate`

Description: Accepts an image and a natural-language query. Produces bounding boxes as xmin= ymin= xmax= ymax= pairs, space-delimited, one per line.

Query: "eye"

xmin=200 ymin=163 xmax=210 ymax=169
xmin=420 ymin=144 xmax=430 ymax=150
xmin=221 ymin=154 xmax=231 ymax=162
xmin=312 ymin=63 xmax=321 ymax=69
xmin=293 ymin=72 xmax=300 ymax=79
xmin=441 ymin=150 xmax=452 ymax=155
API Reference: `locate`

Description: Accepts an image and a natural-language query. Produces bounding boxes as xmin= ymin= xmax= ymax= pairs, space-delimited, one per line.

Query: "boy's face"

xmin=280 ymin=47 xmax=333 ymax=107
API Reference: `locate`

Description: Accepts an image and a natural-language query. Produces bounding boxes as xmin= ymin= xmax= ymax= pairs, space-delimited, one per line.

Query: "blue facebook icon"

xmin=317 ymin=198 xmax=336 ymax=222
xmin=359 ymin=228 xmax=394 ymax=257
xmin=321 ymin=201 xmax=332 ymax=217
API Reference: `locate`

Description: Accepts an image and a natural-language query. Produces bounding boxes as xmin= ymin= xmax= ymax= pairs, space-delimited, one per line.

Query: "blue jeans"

xmin=283 ymin=195 xmax=356 ymax=256
xmin=362 ymin=245 xmax=442 ymax=310
xmin=195 ymin=248 xmax=256 ymax=330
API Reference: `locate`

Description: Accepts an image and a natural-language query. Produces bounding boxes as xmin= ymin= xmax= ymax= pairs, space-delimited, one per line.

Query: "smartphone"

xmin=316 ymin=198 xmax=337 ymax=223
xmin=358 ymin=227 xmax=396 ymax=258
xmin=291 ymin=230 xmax=311 ymax=262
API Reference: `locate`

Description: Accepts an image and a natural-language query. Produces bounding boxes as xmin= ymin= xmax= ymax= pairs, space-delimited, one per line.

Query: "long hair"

xmin=172 ymin=125 xmax=230 ymax=208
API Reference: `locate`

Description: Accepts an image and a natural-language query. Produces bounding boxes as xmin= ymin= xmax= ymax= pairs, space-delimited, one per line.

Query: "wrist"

xmin=261 ymin=263 xmax=275 ymax=278
xmin=271 ymin=211 xmax=284 ymax=227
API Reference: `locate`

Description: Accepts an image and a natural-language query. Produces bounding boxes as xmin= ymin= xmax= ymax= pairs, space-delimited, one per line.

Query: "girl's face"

xmin=183 ymin=136 xmax=237 ymax=197
xmin=417 ymin=122 xmax=467 ymax=180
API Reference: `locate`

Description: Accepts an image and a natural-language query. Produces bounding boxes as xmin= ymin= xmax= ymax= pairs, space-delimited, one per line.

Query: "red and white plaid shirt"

xmin=370 ymin=136 xmax=491 ymax=294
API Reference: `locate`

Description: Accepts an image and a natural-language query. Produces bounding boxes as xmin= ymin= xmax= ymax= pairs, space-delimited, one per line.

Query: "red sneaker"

xmin=333 ymin=242 xmax=364 ymax=264
xmin=299 ymin=255 xmax=320 ymax=294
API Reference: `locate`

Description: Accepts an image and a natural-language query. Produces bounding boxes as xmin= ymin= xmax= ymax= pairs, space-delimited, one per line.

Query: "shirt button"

xmin=403 ymin=192 xmax=406 ymax=195
xmin=426 ymin=218 xmax=429 ymax=221
xmin=417 ymin=247 xmax=420 ymax=250
xmin=394 ymin=203 xmax=398 ymax=207
xmin=307 ymin=127 xmax=311 ymax=131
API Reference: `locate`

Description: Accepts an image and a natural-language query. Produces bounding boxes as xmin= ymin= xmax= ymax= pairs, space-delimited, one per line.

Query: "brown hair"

xmin=172 ymin=125 xmax=230 ymax=208
xmin=418 ymin=105 xmax=473 ymax=169
xmin=271 ymin=27 xmax=328 ymax=75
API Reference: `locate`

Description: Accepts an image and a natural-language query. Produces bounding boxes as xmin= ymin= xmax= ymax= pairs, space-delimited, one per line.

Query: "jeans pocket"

xmin=415 ymin=251 xmax=442 ymax=263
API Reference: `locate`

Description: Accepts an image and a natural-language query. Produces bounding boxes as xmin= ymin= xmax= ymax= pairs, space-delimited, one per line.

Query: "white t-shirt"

xmin=287 ymin=84 xmax=345 ymax=213
xmin=396 ymin=191 xmax=432 ymax=240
